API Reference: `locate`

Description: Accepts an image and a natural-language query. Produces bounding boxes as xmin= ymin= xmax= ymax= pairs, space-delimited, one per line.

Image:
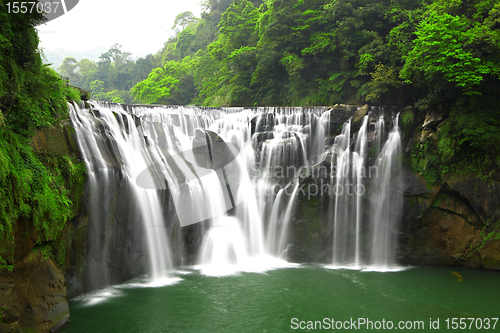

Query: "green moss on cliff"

xmin=410 ymin=110 xmax=500 ymax=186
xmin=410 ymin=94 xmax=500 ymax=185
xmin=479 ymin=223 xmax=500 ymax=247
xmin=438 ymin=105 xmax=500 ymax=177
xmin=410 ymin=139 xmax=442 ymax=185
xmin=0 ymin=130 xmax=86 ymax=267
xmin=400 ymin=110 xmax=414 ymax=137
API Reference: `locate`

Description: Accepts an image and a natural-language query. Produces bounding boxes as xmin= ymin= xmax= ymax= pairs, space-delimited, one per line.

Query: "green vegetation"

xmin=57 ymin=44 xmax=162 ymax=103
xmin=410 ymin=140 xmax=442 ymax=185
xmin=468 ymin=223 xmax=500 ymax=255
xmin=400 ymin=109 xmax=415 ymax=137
xmin=0 ymin=0 xmax=85 ymax=267
xmin=400 ymin=0 xmax=500 ymax=96
xmin=405 ymin=0 xmax=500 ymax=180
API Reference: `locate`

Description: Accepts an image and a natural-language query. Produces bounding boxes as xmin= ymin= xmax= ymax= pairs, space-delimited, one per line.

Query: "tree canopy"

xmin=54 ymin=0 xmax=499 ymax=110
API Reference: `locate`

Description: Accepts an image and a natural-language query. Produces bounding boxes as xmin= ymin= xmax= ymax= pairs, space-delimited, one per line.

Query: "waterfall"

xmin=330 ymin=120 xmax=351 ymax=266
xmin=326 ymin=109 xmax=402 ymax=270
xmin=70 ymin=102 xmax=402 ymax=280
xmin=369 ymin=114 xmax=402 ymax=269
xmin=353 ymin=116 xmax=368 ymax=267
xmin=69 ymin=103 xmax=174 ymax=286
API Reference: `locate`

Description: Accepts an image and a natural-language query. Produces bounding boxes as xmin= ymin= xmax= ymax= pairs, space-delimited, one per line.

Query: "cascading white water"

xmin=326 ymin=109 xmax=402 ymax=270
xmin=71 ymin=102 xmax=402 ymax=278
xmin=70 ymin=102 xmax=174 ymax=284
xmin=330 ymin=120 xmax=351 ymax=266
xmin=201 ymin=108 xmax=327 ymax=264
xmin=369 ymin=114 xmax=402 ymax=269
xmin=353 ymin=116 xmax=368 ymax=268
xmin=373 ymin=114 xmax=385 ymax=158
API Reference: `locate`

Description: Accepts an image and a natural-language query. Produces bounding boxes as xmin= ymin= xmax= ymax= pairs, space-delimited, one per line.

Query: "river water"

xmin=60 ymin=265 xmax=499 ymax=332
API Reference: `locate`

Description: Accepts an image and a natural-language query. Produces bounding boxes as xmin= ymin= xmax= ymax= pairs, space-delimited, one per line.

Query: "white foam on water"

xmin=323 ymin=264 xmax=410 ymax=272
xmin=195 ymin=254 xmax=299 ymax=277
xmin=72 ymin=288 xmax=124 ymax=307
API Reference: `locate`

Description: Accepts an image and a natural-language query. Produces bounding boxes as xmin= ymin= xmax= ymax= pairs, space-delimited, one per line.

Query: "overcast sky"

xmin=37 ymin=0 xmax=203 ymax=58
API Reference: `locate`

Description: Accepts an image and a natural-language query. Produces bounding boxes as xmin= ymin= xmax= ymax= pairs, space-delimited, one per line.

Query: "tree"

xmin=172 ymin=11 xmax=197 ymax=32
xmin=75 ymin=58 xmax=97 ymax=90
xmin=89 ymin=80 xmax=105 ymax=99
xmin=401 ymin=1 xmax=500 ymax=95
xmin=58 ymin=57 xmax=79 ymax=84
xmin=95 ymin=44 xmax=134 ymax=91
xmin=130 ymin=54 xmax=160 ymax=84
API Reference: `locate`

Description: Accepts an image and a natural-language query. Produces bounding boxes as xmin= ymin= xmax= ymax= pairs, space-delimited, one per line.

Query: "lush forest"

xmin=0 ymin=0 xmax=85 ymax=268
xmin=61 ymin=0 xmax=500 ymax=108
xmin=60 ymin=0 xmax=500 ymax=178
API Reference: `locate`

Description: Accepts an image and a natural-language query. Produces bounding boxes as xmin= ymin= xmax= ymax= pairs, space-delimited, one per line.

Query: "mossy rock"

xmin=29 ymin=124 xmax=80 ymax=157
xmin=0 ymin=250 xmax=69 ymax=332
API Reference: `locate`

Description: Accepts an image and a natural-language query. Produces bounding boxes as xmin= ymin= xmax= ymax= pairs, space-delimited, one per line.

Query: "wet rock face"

xmin=418 ymin=110 xmax=447 ymax=143
xmin=29 ymin=123 xmax=80 ymax=157
xmin=70 ymin=179 xmax=149 ymax=297
xmin=422 ymin=111 xmax=446 ymax=130
xmin=445 ymin=176 xmax=500 ymax=225
xmin=0 ymin=251 xmax=69 ymax=332
xmin=402 ymin=192 xmax=482 ymax=266
xmin=285 ymin=191 xmax=332 ymax=263
xmin=400 ymin=175 xmax=500 ymax=270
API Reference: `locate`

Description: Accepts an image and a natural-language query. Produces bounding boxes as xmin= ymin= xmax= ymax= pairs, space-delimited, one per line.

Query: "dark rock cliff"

xmin=0 ymin=249 xmax=69 ymax=333
xmin=400 ymin=173 xmax=500 ymax=270
xmin=0 ymin=125 xmax=82 ymax=331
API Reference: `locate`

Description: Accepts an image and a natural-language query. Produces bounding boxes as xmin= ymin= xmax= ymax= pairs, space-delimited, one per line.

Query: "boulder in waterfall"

xmin=323 ymin=104 xmax=358 ymax=136
xmin=352 ymin=104 xmax=370 ymax=131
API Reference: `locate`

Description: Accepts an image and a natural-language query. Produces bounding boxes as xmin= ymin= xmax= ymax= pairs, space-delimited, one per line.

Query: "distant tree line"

xmin=57 ymin=44 xmax=162 ymax=103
